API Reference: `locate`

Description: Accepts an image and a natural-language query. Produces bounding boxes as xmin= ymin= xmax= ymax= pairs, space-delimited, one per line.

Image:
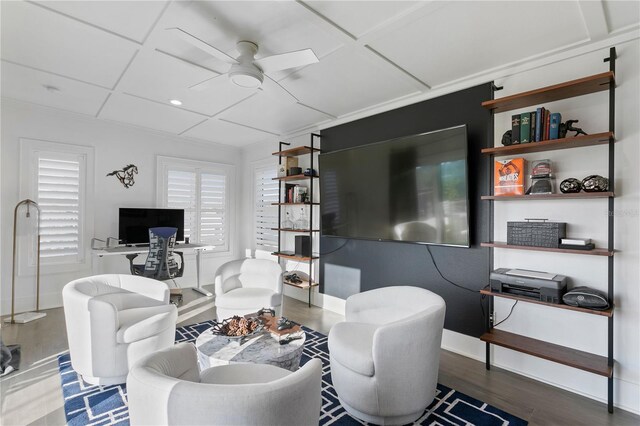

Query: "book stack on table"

xmin=559 ymin=238 xmax=594 ymax=250
xmin=260 ymin=315 xmax=304 ymax=343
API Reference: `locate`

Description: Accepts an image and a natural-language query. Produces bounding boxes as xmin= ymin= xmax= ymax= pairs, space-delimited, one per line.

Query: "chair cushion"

xmin=117 ymin=306 xmax=176 ymax=344
xmin=328 ymin=322 xmax=377 ymax=377
xmin=216 ymin=288 xmax=278 ymax=310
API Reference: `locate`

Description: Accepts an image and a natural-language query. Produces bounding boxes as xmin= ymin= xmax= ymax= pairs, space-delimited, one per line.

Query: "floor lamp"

xmin=5 ymin=199 xmax=47 ymax=324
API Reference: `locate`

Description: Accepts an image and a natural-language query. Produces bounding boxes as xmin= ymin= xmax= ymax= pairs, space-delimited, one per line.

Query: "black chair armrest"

xmin=173 ymin=251 xmax=185 ymax=277
xmin=125 ymin=253 xmax=140 ymax=275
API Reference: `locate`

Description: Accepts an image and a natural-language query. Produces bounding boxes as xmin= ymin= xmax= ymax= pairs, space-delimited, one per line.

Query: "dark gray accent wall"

xmin=319 ymin=83 xmax=493 ymax=337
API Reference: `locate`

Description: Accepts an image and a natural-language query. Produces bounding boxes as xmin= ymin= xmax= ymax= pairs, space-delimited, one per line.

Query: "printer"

xmin=490 ymin=268 xmax=568 ymax=304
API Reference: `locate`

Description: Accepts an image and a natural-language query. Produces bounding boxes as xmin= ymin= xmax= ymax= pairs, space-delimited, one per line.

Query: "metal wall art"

xmin=107 ymin=164 xmax=138 ymax=188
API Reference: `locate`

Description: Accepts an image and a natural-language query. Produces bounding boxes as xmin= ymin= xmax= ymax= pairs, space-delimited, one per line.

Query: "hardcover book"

xmin=520 ymin=112 xmax=531 ymax=143
xmin=535 ymin=107 xmax=543 ymax=141
xmin=544 ymin=110 xmax=551 ymax=140
xmin=549 ymin=112 xmax=562 ymax=139
xmin=494 ymin=158 xmax=526 ymax=196
xmin=530 ymin=111 xmax=536 ymax=143
xmin=511 ymin=115 xmax=521 ymax=144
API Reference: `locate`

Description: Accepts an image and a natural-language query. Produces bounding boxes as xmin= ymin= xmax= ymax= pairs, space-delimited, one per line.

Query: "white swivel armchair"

xmin=127 ymin=342 xmax=322 ymax=426
xmin=328 ymin=286 xmax=446 ymax=425
xmin=62 ymin=274 xmax=177 ymax=385
xmin=214 ymin=258 xmax=283 ymax=319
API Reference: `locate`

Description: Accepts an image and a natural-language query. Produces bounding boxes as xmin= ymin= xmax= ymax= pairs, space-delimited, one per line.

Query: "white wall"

xmin=1 ymin=99 xmax=243 ymax=314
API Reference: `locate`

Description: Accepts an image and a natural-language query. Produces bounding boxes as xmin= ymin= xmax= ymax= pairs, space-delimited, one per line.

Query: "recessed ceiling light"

xmin=169 ymin=99 xmax=183 ymax=106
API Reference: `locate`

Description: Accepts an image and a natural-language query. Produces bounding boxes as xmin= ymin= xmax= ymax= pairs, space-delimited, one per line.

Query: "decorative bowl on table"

xmin=210 ymin=316 xmax=265 ymax=343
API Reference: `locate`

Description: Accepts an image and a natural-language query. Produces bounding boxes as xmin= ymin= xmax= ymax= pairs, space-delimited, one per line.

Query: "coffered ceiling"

xmin=1 ymin=1 xmax=638 ymax=147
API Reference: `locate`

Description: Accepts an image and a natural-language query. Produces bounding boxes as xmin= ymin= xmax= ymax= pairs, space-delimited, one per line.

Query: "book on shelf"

xmin=494 ymin=158 xmax=525 ymax=195
xmin=558 ymin=243 xmax=595 ymax=250
xmin=529 ymin=111 xmax=536 ymax=143
xmin=511 ymin=115 xmax=521 ymax=144
xmin=520 ymin=112 xmax=531 ymax=143
xmin=535 ymin=107 xmax=543 ymax=142
xmin=549 ymin=113 xmax=562 ymax=139
xmin=544 ymin=109 xmax=551 ymax=140
xmin=284 ymin=183 xmax=296 ymax=203
xmin=561 ymin=237 xmax=591 ymax=245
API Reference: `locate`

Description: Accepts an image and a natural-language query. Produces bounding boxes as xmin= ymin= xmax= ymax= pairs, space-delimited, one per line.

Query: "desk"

xmin=92 ymin=243 xmax=215 ymax=297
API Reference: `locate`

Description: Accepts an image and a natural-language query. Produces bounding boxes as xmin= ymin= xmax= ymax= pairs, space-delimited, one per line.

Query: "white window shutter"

xmin=200 ymin=173 xmax=227 ymax=249
xmin=37 ymin=156 xmax=81 ymax=260
xmin=166 ymin=170 xmax=197 ymax=240
xmin=255 ymin=166 xmax=279 ymax=252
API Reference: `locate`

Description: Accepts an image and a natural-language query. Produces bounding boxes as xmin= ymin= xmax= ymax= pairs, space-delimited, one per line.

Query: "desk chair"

xmin=126 ymin=227 xmax=184 ymax=302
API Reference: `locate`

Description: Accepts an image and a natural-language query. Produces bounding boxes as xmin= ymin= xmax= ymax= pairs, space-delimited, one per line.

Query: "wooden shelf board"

xmin=272 ymin=252 xmax=319 ymax=261
xmin=480 ymin=287 xmax=613 ymax=317
xmin=481 ymin=132 xmax=614 ymax=155
xmin=482 ymin=192 xmax=614 ymax=200
xmin=272 ymin=146 xmax=321 ymax=157
xmin=273 ymin=174 xmax=319 ymax=181
xmin=271 ymin=228 xmax=319 ymax=232
xmin=283 ymin=279 xmax=319 ymax=289
xmin=481 ymin=72 xmax=615 ymax=113
xmin=271 ymin=202 xmax=319 ymax=206
xmin=481 ymin=242 xmax=614 ymax=256
xmin=481 ymin=329 xmax=612 ymax=377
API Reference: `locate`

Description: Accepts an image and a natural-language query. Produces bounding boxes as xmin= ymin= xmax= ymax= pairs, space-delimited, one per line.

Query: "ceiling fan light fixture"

xmin=229 ymin=65 xmax=264 ymax=89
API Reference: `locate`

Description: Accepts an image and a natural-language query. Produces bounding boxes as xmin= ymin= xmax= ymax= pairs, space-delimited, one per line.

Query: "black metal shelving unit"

xmin=272 ymin=134 xmax=321 ymax=307
xmin=481 ymin=47 xmax=617 ymax=413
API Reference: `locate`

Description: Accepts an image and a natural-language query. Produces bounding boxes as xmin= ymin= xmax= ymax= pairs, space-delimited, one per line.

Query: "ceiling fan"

xmin=168 ymin=27 xmax=319 ymax=103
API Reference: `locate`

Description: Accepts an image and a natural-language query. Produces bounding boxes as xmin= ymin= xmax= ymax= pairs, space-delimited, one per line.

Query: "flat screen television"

xmin=319 ymin=125 xmax=470 ymax=247
xmin=118 ymin=208 xmax=185 ymax=245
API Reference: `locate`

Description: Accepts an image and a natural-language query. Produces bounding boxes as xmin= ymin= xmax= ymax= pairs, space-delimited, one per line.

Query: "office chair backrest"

xmin=144 ymin=227 xmax=179 ymax=280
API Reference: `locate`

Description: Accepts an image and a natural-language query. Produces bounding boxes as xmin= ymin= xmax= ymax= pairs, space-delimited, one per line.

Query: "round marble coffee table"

xmin=195 ymin=328 xmax=305 ymax=372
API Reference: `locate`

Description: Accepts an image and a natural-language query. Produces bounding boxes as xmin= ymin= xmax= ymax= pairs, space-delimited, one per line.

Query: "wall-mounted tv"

xmin=319 ymin=125 xmax=470 ymax=247
xmin=118 ymin=208 xmax=185 ymax=245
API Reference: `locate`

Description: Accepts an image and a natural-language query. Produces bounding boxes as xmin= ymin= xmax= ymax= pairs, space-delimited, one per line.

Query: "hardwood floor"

xmin=0 ymin=286 xmax=637 ymax=425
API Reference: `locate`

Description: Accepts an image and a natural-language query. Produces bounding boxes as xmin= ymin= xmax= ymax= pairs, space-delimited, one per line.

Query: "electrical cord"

xmin=426 ymin=245 xmax=478 ymax=294
xmin=493 ymin=300 xmax=518 ymax=327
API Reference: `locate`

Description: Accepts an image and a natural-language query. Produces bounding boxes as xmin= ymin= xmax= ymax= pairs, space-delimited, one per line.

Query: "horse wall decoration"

xmin=107 ymin=164 xmax=138 ymax=188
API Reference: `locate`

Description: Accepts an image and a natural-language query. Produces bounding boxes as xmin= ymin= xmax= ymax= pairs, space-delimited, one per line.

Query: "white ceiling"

xmin=1 ymin=1 xmax=638 ymax=147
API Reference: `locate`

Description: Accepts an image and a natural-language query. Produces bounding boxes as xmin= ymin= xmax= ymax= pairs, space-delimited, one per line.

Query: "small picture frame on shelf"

xmin=277 ymin=164 xmax=286 ymax=178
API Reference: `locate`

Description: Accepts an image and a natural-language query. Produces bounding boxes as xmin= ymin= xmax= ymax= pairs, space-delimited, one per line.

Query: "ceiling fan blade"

xmin=260 ymin=75 xmax=299 ymax=104
xmin=254 ymin=48 xmax=318 ymax=73
xmin=167 ymin=27 xmax=238 ymax=65
xmin=189 ymin=73 xmax=228 ymax=91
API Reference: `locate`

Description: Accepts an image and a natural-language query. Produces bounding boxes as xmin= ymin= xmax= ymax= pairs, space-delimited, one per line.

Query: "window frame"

xmin=157 ymin=156 xmax=235 ymax=255
xmin=19 ymin=138 xmax=94 ymax=275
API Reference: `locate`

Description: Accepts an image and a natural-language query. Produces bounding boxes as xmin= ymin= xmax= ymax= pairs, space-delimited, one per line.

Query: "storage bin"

xmin=507 ymin=219 xmax=566 ymax=248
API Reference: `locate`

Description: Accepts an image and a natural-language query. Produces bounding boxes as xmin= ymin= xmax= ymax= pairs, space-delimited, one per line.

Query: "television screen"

xmin=118 ymin=208 xmax=185 ymax=245
xmin=319 ymin=125 xmax=469 ymax=247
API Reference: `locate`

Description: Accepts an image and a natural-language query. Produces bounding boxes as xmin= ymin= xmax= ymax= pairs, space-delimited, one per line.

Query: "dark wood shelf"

xmin=481 ymin=242 xmax=614 ymax=256
xmin=272 ymin=252 xmax=319 ymax=261
xmin=481 ymin=132 xmax=614 ymax=155
xmin=272 ymin=146 xmax=321 ymax=157
xmin=481 ymin=329 xmax=612 ymax=377
xmin=273 ymin=174 xmax=319 ymax=181
xmin=481 ymin=72 xmax=615 ymax=113
xmin=271 ymin=202 xmax=319 ymax=206
xmin=271 ymin=228 xmax=319 ymax=233
xmin=480 ymin=287 xmax=613 ymax=317
xmin=482 ymin=192 xmax=614 ymax=201
xmin=283 ymin=279 xmax=319 ymax=289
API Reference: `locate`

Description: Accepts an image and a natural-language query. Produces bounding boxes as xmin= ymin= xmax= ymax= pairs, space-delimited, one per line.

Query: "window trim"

xmin=19 ymin=138 xmax=94 ymax=275
xmin=156 ymin=156 xmax=235 ymax=255
xmin=252 ymin=158 xmax=279 ymax=253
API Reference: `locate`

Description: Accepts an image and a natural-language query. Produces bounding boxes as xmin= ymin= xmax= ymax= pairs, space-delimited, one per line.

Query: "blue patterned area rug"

xmin=58 ymin=320 xmax=527 ymax=426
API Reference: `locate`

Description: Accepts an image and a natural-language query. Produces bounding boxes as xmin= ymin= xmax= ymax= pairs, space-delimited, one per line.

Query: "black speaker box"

xmin=295 ymin=235 xmax=311 ymax=257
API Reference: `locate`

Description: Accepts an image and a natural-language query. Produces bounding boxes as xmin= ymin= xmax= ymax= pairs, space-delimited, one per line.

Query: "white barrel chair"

xmin=62 ymin=274 xmax=177 ymax=385
xmin=127 ymin=342 xmax=322 ymax=426
xmin=214 ymin=258 xmax=283 ymax=319
xmin=328 ymin=286 xmax=446 ymax=425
